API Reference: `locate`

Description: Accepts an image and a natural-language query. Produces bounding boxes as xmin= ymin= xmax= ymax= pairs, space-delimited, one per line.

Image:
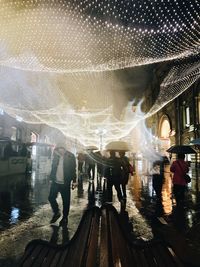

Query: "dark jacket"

xmin=49 ymin=150 xmax=76 ymax=185
xmin=120 ymin=156 xmax=131 ymax=184
xmin=104 ymin=156 xmax=123 ymax=183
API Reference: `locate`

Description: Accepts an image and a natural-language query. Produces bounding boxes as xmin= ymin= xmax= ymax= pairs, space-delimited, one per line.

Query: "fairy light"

xmin=0 ymin=0 xmax=198 ymax=72
xmin=0 ymin=0 xmax=199 ymax=148
xmin=148 ymin=56 xmax=200 ymax=117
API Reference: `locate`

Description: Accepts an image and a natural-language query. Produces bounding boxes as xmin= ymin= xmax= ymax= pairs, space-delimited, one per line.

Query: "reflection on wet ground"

xmin=0 ymin=161 xmax=200 ymax=266
xmin=133 ymin=163 xmax=200 ymax=234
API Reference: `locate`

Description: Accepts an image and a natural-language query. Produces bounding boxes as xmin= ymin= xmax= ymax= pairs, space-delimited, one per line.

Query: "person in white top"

xmin=48 ymin=143 xmax=76 ymax=225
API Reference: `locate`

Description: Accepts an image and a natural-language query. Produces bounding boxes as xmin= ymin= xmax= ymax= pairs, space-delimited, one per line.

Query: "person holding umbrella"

xmin=170 ymin=153 xmax=189 ymax=206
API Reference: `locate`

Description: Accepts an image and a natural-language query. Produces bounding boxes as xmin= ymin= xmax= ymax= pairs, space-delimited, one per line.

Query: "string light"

xmin=0 ymin=0 xmax=198 ymax=72
xmin=0 ymin=0 xmax=199 ymax=147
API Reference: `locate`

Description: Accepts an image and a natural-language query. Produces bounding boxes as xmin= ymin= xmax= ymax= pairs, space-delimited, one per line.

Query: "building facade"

xmin=0 ymin=110 xmax=66 ymax=145
xmin=144 ymin=66 xmax=200 ymax=165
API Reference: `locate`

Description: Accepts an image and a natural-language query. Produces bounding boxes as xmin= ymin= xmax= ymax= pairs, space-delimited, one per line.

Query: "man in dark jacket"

xmin=48 ymin=143 xmax=76 ymax=225
xmin=119 ymin=151 xmax=133 ymax=200
xmin=104 ymin=151 xmax=124 ymax=206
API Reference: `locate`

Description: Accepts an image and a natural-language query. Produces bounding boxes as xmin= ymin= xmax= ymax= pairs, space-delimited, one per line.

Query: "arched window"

xmin=11 ymin=127 xmax=17 ymax=141
xmin=159 ymin=115 xmax=171 ymax=152
xmin=31 ymin=132 xmax=38 ymax=143
xmin=160 ymin=118 xmax=171 ymax=138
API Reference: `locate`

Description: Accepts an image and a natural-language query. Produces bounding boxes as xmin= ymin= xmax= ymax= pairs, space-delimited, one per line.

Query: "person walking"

xmin=170 ymin=153 xmax=189 ymax=206
xmin=85 ymin=151 xmax=96 ymax=181
xmin=104 ymin=151 xmax=124 ymax=206
xmin=119 ymin=151 xmax=133 ymax=201
xmin=48 ymin=143 xmax=76 ymax=225
xmin=151 ymin=157 xmax=167 ymax=215
xmin=20 ymin=143 xmax=28 ymax=157
xmin=77 ymin=152 xmax=85 ymax=174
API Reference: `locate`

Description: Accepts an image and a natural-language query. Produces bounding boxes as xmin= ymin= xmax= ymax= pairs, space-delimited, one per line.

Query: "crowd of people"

xmin=48 ymin=143 xmax=134 ymax=225
xmin=48 ymin=142 xmax=191 ymax=225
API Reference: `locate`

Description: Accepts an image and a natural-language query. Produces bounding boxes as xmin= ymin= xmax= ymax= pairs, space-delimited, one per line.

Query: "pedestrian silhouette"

xmin=170 ymin=153 xmax=189 ymax=206
xmin=104 ymin=151 xmax=124 ymax=207
xmin=85 ymin=151 xmax=96 ymax=181
xmin=48 ymin=143 xmax=76 ymax=226
xmin=119 ymin=151 xmax=133 ymax=201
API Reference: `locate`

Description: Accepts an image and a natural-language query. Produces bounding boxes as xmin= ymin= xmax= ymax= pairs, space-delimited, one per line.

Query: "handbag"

xmin=184 ymin=174 xmax=191 ymax=183
xmin=177 ymin=161 xmax=191 ymax=183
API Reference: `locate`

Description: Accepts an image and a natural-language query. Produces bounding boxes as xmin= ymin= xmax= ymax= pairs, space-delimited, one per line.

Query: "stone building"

xmin=144 ymin=62 xmax=200 ymax=164
xmin=0 ymin=110 xmax=66 ymax=145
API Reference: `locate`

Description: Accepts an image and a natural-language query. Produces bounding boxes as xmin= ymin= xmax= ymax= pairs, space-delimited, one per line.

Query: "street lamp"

xmin=95 ymin=129 xmax=107 ymax=151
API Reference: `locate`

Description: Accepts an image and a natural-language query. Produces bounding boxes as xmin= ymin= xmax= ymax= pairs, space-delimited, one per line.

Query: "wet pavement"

xmin=0 ymin=161 xmax=200 ymax=267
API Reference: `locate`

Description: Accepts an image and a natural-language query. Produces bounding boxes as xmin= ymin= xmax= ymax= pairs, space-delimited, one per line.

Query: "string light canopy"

xmin=0 ymin=0 xmax=199 ymax=148
xmin=0 ymin=0 xmax=199 ymax=72
xmin=148 ymin=55 xmax=200 ymax=117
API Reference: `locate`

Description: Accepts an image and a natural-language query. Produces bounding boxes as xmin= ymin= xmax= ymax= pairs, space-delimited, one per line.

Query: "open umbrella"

xmin=105 ymin=141 xmax=130 ymax=151
xmin=166 ymin=145 xmax=197 ymax=154
xmin=190 ymin=138 xmax=200 ymax=145
xmin=85 ymin=145 xmax=99 ymax=151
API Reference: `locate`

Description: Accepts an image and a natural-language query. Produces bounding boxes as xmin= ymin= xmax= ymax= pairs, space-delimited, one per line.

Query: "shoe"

xmin=59 ymin=217 xmax=68 ymax=226
xmin=50 ymin=212 xmax=61 ymax=224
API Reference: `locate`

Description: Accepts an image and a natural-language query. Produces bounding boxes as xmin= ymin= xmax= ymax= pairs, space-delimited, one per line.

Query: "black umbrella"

xmin=166 ymin=145 xmax=197 ymax=154
xmin=190 ymin=138 xmax=200 ymax=145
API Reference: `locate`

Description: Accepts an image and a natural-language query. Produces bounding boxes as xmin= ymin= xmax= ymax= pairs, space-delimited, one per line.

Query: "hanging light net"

xmin=0 ymin=0 xmax=199 ymax=148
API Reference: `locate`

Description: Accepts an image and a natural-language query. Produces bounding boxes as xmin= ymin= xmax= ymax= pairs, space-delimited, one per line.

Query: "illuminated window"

xmin=160 ymin=119 xmax=171 ymax=138
xmin=31 ymin=132 xmax=38 ymax=143
xmin=185 ymin=107 xmax=190 ymax=127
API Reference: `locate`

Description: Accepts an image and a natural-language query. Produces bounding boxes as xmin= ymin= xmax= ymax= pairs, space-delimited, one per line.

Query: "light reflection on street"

xmin=162 ymin=164 xmax=173 ymax=215
xmin=0 ymin=162 xmax=200 ymax=266
xmin=9 ymin=207 xmax=19 ymax=224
